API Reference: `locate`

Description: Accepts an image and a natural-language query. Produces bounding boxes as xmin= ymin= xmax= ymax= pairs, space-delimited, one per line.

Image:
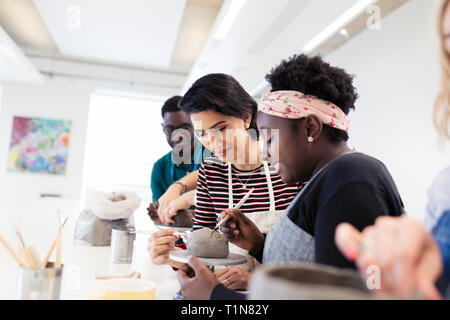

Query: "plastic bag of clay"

xmin=73 ymin=209 xmax=130 ymax=246
xmin=84 ymin=190 xmax=141 ymax=220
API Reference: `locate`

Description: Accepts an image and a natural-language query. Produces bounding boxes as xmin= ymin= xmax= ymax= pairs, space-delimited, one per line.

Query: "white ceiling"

xmin=32 ymin=0 xmax=187 ymax=68
xmin=182 ymin=0 xmax=377 ymax=94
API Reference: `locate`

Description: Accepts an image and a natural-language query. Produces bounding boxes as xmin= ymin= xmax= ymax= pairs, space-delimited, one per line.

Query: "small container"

xmin=110 ymin=226 xmax=136 ymax=264
xmin=16 ymin=262 xmax=63 ymax=300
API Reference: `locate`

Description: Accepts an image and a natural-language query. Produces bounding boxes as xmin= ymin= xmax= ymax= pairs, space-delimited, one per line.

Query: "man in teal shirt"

xmin=150 ymin=96 xmax=207 ymax=204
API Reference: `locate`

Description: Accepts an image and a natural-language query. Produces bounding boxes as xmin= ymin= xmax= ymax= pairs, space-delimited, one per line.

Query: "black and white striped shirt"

xmin=194 ymin=157 xmax=303 ymax=229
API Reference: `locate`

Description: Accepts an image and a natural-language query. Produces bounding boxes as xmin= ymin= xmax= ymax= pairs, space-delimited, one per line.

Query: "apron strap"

xmin=228 ymin=163 xmax=233 ymax=209
xmin=263 ymin=161 xmax=275 ymax=211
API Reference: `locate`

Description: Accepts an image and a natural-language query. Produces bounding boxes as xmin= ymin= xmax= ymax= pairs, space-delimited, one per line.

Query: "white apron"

xmin=227 ymin=161 xmax=286 ymax=270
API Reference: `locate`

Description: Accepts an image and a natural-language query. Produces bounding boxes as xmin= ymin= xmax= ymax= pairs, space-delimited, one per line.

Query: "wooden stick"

xmin=28 ymin=246 xmax=43 ymax=269
xmin=42 ymin=217 xmax=68 ymax=268
xmin=216 ymin=188 xmax=254 ymax=229
xmin=42 ymin=236 xmax=58 ymax=268
xmin=55 ymin=233 xmax=62 ymax=268
xmin=20 ymin=247 xmax=35 ymax=268
xmin=0 ymin=233 xmax=25 ymax=266
xmin=95 ymin=271 xmax=136 ymax=280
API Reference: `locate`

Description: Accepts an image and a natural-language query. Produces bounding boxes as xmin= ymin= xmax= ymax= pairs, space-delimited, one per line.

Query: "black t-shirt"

xmin=286 ymin=152 xmax=404 ymax=268
xmin=211 ymin=152 xmax=405 ymax=300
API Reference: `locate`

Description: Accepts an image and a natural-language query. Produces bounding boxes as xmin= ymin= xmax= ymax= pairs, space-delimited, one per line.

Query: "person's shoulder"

xmin=154 ymin=151 xmax=172 ymax=168
xmin=319 ymin=152 xmax=391 ymax=186
xmin=429 ymin=165 xmax=450 ymax=191
xmin=328 ymin=152 xmax=387 ymax=172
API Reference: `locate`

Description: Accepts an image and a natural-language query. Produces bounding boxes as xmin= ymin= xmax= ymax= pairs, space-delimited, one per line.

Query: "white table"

xmin=0 ymin=198 xmax=180 ymax=300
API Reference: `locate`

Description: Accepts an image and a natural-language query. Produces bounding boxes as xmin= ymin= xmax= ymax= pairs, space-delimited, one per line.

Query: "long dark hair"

xmin=179 ymin=73 xmax=259 ymax=139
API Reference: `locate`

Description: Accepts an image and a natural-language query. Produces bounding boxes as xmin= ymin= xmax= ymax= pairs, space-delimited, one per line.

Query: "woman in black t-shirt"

xmin=176 ymin=54 xmax=404 ymax=300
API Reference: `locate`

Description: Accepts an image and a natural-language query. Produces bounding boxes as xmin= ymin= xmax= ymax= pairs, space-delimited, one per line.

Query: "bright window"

xmin=82 ymin=90 xmax=170 ymax=197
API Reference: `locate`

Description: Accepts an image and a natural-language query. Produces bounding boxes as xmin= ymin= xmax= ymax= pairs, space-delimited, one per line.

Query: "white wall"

xmin=326 ymin=0 xmax=450 ymax=220
xmin=0 ymin=73 xmax=178 ymax=219
xmin=0 ymin=78 xmax=91 ymax=214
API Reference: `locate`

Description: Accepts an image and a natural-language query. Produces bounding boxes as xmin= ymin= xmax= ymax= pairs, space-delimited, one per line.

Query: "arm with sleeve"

xmin=151 ymin=160 xmax=166 ymax=202
xmin=433 ymin=211 xmax=450 ymax=297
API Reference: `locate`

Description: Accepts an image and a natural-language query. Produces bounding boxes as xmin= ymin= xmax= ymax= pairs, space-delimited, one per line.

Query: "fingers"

xmin=157 ymin=203 xmax=167 ymax=223
xmin=151 ymin=235 xmax=178 ymax=246
xmin=335 ymin=223 xmax=363 ymax=261
xmin=219 ymin=226 xmax=238 ymax=240
xmin=164 ymin=206 xmax=176 ymax=225
xmin=216 ymin=266 xmax=249 ymax=291
xmin=152 ymin=249 xmax=171 ymax=265
xmin=417 ymin=277 xmax=443 ymax=300
xmin=394 ymin=218 xmax=428 ymax=297
xmin=372 ymin=217 xmax=398 ymax=291
xmin=151 ymin=228 xmax=177 ymax=238
xmin=354 ymin=226 xmax=379 ymax=279
xmin=147 ymin=228 xmax=178 ymax=265
xmin=187 ymin=256 xmax=209 ymax=275
xmin=228 ymin=279 xmax=246 ymax=291
xmin=214 ymin=267 xmax=229 ymax=278
xmin=177 ymin=266 xmax=192 ymax=283
xmin=216 ymin=268 xmax=232 ymax=282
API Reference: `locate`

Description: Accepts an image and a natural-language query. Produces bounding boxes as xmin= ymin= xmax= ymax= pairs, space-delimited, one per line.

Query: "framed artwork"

xmin=7 ymin=116 xmax=71 ymax=175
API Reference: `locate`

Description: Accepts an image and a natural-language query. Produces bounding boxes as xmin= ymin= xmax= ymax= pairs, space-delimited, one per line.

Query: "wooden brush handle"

xmin=42 ymin=236 xmax=58 ymax=268
xmin=28 ymin=246 xmax=43 ymax=269
xmin=55 ymin=233 xmax=62 ymax=268
xmin=0 ymin=234 xmax=24 ymax=266
xmin=19 ymin=246 xmax=35 ymax=268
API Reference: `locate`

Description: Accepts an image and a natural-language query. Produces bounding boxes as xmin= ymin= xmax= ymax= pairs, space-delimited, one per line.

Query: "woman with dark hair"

xmin=147 ymin=73 xmax=302 ymax=291
xmin=176 ymin=54 xmax=405 ymax=300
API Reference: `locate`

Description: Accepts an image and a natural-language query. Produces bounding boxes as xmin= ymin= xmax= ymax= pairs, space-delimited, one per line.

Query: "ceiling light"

xmin=339 ymin=28 xmax=350 ymax=39
xmin=214 ymin=0 xmax=247 ymax=40
xmin=0 ymin=26 xmax=43 ymax=83
xmin=301 ymin=0 xmax=377 ymax=53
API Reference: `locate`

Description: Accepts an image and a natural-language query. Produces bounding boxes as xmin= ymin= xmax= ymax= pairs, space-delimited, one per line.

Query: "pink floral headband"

xmin=258 ymin=90 xmax=350 ymax=132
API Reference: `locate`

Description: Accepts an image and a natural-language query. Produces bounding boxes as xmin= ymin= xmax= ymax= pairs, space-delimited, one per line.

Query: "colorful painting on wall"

xmin=7 ymin=116 xmax=71 ymax=175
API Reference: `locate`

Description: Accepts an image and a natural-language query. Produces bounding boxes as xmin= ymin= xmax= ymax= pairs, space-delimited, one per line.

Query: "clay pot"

xmin=248 ymin=263 xmax=372 ymax=300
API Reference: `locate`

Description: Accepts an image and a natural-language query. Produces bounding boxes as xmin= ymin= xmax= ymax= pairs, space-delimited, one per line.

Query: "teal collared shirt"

xmin=151 ymin=144 xmax=209 ymax=202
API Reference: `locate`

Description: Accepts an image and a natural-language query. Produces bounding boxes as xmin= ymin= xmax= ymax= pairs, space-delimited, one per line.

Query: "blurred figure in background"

xmin=335 ymin=0 xmax=450 ymax=300
xmin=147 ymin=96 xmax=208 ymax=224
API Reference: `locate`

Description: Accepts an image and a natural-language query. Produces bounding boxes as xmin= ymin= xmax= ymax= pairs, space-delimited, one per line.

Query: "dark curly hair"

xmin=265 ymin=54 xmax=358 ymax=143
xmin=161 ymin=95 xmax=183 ymax=117
xmin=179 ymin=73 xmax=259 ymax=139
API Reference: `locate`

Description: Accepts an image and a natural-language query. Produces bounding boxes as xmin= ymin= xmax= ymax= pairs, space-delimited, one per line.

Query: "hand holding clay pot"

xmin=157 ymin=184 xmax=184 ymax=224
xmin=335 ymin=216 xmax=443 ymax=300
xmin=218 ymin=209 xmax=265 ymax=254
xmin=161 ymin=191 xmax=194 ymax=225
xmin=147 ymin=228 xmax=179 ymax=265
xmin=177 ymin=256 xmax=220 ymax=300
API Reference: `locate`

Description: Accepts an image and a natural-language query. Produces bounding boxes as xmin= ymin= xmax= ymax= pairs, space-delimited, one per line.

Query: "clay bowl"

xmin=248 ymin=263 xmax=372 ymax=300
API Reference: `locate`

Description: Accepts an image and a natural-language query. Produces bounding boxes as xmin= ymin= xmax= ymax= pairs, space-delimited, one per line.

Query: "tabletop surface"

xmin=0 ymin=198 xmax=180 ymax=300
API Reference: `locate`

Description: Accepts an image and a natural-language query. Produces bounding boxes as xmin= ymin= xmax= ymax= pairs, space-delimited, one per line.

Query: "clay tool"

xmin=215 ymin=188 xmax=254 ymax=230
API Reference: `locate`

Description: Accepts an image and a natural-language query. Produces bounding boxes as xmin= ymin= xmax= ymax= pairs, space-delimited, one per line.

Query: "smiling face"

xmin=257 ymin=111 xmax=317 ymax=184
xmin=190 ymin=109 xmax=251 ymax=164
